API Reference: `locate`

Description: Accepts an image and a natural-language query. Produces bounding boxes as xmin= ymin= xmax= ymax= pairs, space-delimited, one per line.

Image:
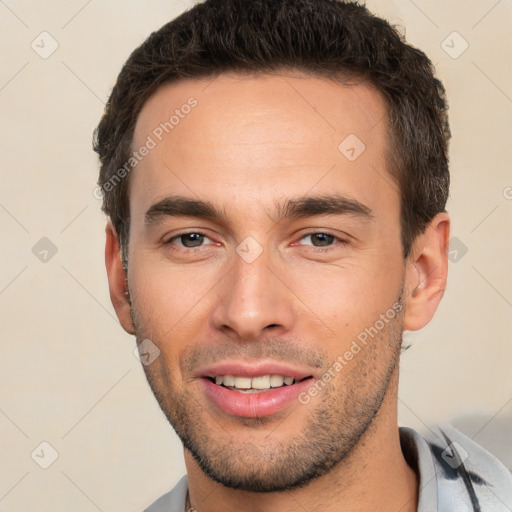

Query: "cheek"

xmin=283 ymin=252 xmax=404 ymax=349
xmin=128 ymin=253 xmax=219 ymax=339
xmin=130 ymin=262 xmax=218 ymax=386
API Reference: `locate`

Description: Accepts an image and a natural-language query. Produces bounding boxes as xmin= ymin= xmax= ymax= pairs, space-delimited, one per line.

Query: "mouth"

xmin=205 ymin=374 xmax=313 ymax=393
xmin=197 ymin=364 xmax=316 ymax=417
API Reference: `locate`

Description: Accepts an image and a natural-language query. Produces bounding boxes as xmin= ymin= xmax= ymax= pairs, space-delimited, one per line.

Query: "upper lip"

xmin=196 ymin=361 xmax=316 ymax=380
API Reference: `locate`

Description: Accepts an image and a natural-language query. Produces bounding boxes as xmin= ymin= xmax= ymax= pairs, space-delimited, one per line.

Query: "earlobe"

xmin=403 ymin=213 xmax=450 ymax=331
xmin=105 ymin=221 xmax=135 ymax=335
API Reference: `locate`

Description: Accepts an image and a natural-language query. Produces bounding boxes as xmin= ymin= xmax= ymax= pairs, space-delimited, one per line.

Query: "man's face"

xmin=126 ymin=73 xmax=406 ymax=491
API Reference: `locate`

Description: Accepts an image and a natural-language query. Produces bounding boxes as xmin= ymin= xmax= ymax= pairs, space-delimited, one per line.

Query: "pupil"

xmin=312 ymin=233 xmax=334 ymax=246
xmin=182 ymin=233 xmax=203 ymax=247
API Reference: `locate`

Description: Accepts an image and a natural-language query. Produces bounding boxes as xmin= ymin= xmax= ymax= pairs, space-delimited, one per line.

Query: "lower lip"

xmin=200 ymin=378 xmax=314 ymax=418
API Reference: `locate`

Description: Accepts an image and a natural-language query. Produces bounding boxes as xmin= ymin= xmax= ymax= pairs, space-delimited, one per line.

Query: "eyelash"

xmin=164 ymin=231 xmax=348 ymax=253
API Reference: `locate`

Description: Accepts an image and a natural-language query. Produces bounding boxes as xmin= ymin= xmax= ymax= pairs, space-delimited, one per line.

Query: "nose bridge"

xmin=212 ymin=241 xmax=294 ymax=339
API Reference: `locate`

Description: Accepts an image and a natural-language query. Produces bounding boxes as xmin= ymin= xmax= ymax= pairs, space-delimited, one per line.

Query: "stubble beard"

xmin=131 ymin=291 xmax=405 ymax=493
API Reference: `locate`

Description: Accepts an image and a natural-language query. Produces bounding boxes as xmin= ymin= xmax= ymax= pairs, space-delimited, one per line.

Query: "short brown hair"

xmin=93 ymin=0 xmax=450 ymax=259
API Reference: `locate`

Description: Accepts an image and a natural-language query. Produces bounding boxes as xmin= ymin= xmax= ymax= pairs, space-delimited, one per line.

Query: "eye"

xmin=166 ymin=231 xmax=214 ymax=249
xmin=301 ymin=233 xmax=335 ymax=247
xmin=297 ymin=232 xmax=347 ymax=250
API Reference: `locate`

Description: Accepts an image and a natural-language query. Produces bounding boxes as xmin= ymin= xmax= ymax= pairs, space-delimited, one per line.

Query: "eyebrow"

xmin=144 ymin=194 xmax=374 ymax=226
xmin=274 ymin=194 xmax=373 ymax=222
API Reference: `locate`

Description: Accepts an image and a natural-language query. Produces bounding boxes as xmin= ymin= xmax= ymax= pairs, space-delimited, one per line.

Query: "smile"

xmin=200 ymin=368 xmax=315 ymax=417
xmin=207 ymin=374 xmax=311 ymax=393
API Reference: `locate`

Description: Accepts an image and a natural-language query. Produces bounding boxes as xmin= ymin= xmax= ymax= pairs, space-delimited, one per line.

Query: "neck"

xmin=184 ymin=368 xmax=418 ymax=512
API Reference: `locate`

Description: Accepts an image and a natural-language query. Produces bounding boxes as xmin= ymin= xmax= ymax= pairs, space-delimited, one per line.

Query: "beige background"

xmin=1 ymin=1 xmax=511 ymax=511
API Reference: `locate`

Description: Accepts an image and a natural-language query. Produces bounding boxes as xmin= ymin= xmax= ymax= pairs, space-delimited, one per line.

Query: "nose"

xmin=211 ymin=246 xmax=296 ymax=341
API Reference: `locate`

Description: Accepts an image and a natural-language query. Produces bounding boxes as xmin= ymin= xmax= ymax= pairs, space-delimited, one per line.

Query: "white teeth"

xmin=222 ymin=375 xmax=235 ymax=387
xmin=212 ymin=375 xmax=297 ymax=389
xmin=270 ymin=375 xmax=284 ymax=387
xmin=252 ymin=375 xmax=271 ymax=389
xmin=234 ymin=377 xmax=252 ymax=389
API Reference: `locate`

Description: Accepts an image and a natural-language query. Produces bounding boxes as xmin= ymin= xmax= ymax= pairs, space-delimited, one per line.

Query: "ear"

xmin=403 ymin=213 xmax=450 ymax=331
xmin=105 ymin=221 xmax=135 ymax=335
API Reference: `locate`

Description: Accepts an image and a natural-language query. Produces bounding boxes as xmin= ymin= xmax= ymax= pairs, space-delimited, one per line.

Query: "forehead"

xmin=130 ymin=72 xmax=396 ymax=221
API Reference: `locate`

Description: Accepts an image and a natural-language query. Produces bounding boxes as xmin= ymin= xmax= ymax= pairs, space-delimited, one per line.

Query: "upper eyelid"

xmin=299 ymin=230 xmax=343 ymax=239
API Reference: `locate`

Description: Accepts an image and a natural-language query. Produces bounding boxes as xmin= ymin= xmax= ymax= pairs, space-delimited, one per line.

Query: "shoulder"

xmin=422 ymin=423 xmax=512 ymax=510
xmin=143 ymin=475 xmax=188 ymax=512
